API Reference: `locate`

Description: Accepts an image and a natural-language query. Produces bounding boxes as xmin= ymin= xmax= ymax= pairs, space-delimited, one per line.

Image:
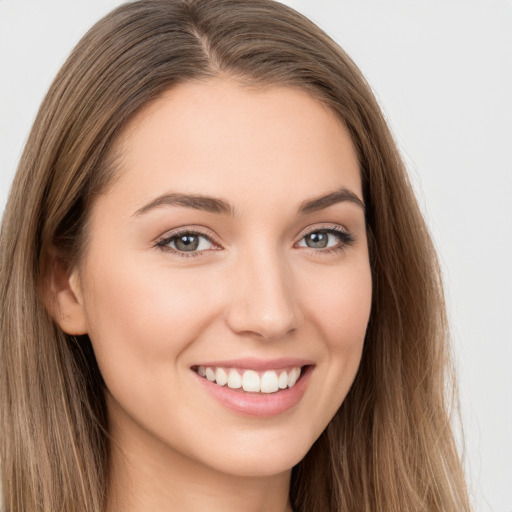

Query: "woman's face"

xmin=66 ymin=78 xmax=372 ymax=477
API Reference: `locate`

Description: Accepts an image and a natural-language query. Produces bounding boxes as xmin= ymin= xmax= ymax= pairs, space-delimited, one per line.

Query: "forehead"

xmin=105 ymin=78 xmax=362 ymax=215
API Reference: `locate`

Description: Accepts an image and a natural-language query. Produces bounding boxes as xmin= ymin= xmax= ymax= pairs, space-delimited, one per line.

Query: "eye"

xmin=156 ymin=225 xmax=353 ymax=258
xmin=156 ymin=230 xmax=217 ymax=257
xmin=296 ymin=226 xmax=353 ymax=252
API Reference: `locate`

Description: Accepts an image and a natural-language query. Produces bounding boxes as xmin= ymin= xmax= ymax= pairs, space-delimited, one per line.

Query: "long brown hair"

xmin=0 ymin=1 xmax=471 ymax=511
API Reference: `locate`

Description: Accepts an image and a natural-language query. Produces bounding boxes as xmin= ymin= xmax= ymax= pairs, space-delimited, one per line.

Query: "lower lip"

xmin=193 ymin=366 xmax=313 ymax=417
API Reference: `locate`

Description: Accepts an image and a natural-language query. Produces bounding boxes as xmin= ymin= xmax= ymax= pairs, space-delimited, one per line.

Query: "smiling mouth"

xmin=192 ymin=365 xmax=308 ymax=393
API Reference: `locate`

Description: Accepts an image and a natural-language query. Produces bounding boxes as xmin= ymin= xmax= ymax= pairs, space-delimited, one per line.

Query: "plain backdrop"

xmin=0 ymin=1 xmax=511 ymax=511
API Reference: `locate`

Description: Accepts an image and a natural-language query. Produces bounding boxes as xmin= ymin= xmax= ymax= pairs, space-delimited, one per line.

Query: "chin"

xmin=196 ymin=429 xmax=316 ymax=479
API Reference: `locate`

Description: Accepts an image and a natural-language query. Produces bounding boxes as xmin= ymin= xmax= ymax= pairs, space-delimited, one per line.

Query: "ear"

xmin=44 ymin=252 xmax=88 ymax=335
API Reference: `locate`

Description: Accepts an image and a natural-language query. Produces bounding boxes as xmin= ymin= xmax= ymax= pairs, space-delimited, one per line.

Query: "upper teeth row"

xmin=197 ymin=366 xmax=302 ymax=393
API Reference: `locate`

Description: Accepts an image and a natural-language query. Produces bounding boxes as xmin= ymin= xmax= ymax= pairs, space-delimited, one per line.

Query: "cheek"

xmin=80 ymin=254 xmax=229 ymax=438
xmin=298 ymin=259 xmax=372 ymax=420
xmin=303 ymin=260 xmax=372 ymax=350
xmin=80 ymin=252 xmax=222 ymax=380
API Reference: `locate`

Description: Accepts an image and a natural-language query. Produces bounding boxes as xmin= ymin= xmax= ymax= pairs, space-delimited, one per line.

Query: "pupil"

xmin=176 ymin=235 xmax=199 ymax=251
xmin=307 ymin=232 xmax=328 ymax=248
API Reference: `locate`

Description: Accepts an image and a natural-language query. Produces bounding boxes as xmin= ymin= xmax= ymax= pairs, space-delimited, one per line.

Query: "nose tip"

xmin=230 ymin=302 xmax=298 ymax=341
xmin=225 ymin=254 xmax=300 ymax=341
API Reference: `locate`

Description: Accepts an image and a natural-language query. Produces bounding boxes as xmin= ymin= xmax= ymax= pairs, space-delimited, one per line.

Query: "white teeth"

xmin=205 ymin=367 xmax=216 ymax=382
xmin=215 ymin=367 xmax=228 ymax=386
xmin=288 ymin=367 xmax=301 ymax=387
xmin=278 ymin=371 xmax=288 ymax=389
xmin=242 ymin=370 xmax=261 ymax=392
xmin=260 ymin=371 xmax=279 ymax=393
xmin=227 ymin=369 xmax=242 ymax=389
xmin=196 ymin=365 xmax=304 ymax=393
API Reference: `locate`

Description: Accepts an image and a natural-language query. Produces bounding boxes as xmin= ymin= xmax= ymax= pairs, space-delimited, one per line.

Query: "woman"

xmin=0 ymin=1 xmax=471 ymax=511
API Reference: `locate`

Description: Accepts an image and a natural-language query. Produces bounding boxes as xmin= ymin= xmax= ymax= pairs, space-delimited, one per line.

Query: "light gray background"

xmin=1 ymin=1 xmax=511 ymax=511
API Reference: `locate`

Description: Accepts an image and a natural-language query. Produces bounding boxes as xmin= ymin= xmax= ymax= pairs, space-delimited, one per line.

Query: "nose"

xmin=225 ymin=246 xmax=300 ymax=341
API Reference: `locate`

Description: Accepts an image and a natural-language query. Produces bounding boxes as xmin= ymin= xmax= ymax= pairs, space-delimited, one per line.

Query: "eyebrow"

xmin=133 ymin=186 xmax=365 ymax=217
xmin=298 ymin=187 xmax=365 ymax=214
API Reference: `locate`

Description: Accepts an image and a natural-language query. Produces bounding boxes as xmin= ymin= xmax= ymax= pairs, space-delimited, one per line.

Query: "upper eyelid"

xmin=299 ymin=223 xmax=349 ymax=235
xmin=156 ymin=226 xmax=220 ymax=245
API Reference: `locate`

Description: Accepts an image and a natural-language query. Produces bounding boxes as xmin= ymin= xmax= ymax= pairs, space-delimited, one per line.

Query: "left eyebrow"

xmin=133 ymin=186 xmax=365 ymax=217
xmin=298 ymin=187 xmax=365 ymax=214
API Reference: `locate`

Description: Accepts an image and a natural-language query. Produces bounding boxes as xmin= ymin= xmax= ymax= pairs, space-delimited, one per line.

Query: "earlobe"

xmin=45 ymin=254 xmax=88 ymax=335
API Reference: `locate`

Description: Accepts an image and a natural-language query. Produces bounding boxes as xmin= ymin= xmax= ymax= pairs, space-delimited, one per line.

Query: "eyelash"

xmin=155 ymin=225 xmax=354 ymax=259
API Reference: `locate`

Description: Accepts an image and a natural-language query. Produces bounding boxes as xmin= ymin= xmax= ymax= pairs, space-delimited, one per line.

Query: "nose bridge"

xmin=226 ymin=240 xmax=299 ymax=341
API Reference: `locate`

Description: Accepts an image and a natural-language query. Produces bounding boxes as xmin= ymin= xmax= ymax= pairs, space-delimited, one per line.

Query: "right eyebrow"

xmin=133 ymin=193 xmax=237 ymax=217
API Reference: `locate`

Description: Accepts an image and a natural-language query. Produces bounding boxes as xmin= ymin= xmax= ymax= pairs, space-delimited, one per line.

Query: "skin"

xmin=55 ymin=78 xmax=372 ymax=512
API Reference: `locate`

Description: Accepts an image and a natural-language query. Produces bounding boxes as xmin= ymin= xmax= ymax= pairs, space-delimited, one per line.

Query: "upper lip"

xmin=192 ymin=357 xmax=314 ymax=371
